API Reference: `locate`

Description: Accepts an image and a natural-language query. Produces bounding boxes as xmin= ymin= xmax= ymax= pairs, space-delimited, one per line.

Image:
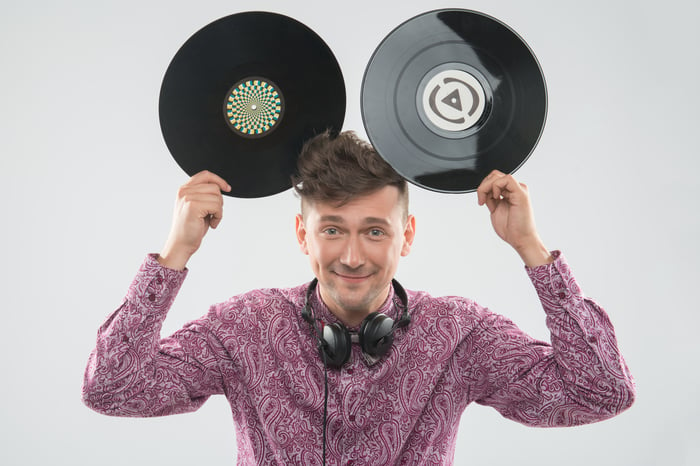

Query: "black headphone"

xmin=301 ymin=278 xmax=410 ymax=368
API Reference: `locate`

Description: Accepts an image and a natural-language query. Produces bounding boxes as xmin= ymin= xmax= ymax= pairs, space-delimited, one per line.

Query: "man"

xmin=82 ymin=131 xmax=635 ymax=464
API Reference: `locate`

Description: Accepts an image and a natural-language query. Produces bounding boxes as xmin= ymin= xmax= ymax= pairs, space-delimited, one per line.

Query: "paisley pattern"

xmin=83 ymin=252 xmax=635 ymax=465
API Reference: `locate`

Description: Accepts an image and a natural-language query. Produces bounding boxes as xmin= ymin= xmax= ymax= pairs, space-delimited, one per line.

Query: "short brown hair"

xmin=292 ymin=131 xmax=408 ymax=217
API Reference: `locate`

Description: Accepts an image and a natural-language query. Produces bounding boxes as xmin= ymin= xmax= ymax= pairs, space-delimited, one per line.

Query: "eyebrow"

xmin=318 ymin=215 xmax=392 ymax=226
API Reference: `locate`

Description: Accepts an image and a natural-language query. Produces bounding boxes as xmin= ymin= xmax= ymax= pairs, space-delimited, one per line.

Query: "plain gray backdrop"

xmin=1 ymin=0 xmax=698 ymax=464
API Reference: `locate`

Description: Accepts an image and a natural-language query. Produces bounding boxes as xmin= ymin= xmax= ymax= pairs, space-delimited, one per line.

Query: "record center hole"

xmin=251 ymin=104 xmax=258 ymax=110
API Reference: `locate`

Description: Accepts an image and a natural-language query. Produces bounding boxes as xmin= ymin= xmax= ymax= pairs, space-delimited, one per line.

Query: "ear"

xmin=295 ymin=214 xmax=309 ymax=255
xmin=400 ymin=214 xmax=416 ymax=257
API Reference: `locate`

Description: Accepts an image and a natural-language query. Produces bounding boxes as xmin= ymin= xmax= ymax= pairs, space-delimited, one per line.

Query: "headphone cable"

xmin=322 ymin=347 xmax=328 ymax=466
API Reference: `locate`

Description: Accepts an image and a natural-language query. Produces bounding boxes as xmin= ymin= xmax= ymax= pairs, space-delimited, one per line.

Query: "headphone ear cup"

xmin=320 ymin=322 xmax=351 ymax=368
xmin=359 ymin=312 xmax=395 ymax=358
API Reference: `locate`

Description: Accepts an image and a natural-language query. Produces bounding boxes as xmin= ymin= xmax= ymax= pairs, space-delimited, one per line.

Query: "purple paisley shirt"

xmin=82 ymin=251 xmax=635 ymax=465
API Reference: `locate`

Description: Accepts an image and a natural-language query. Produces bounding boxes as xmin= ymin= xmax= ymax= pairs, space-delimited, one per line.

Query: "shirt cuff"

xmin=124 ymin=254 xmax=188 ymax=313
xmin=525 ymin=250 xmax=584 ymax=303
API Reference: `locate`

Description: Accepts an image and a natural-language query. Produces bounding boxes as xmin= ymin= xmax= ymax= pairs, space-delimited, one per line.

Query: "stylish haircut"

xmin=292 ymin=130 xmax=408 ymax=218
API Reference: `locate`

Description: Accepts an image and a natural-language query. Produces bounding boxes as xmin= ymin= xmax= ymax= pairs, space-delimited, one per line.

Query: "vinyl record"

xmin=160 ymin=12 xmax=345 ymax=198
xmin=361 ymin=9 xmax=546 ymax=193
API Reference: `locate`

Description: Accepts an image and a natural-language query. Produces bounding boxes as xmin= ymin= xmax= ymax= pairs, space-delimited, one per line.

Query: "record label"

xmin=417 ymin=63 xmax=490 ymax=138
xmin=224 ymin=77 xmax=284 ymax=138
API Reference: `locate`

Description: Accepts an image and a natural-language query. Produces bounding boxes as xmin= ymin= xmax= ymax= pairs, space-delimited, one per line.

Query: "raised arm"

xmin=466 ymin=171 xmax=635 ymax=425
xmin=82 ymin=171 xmax=232 ymax=416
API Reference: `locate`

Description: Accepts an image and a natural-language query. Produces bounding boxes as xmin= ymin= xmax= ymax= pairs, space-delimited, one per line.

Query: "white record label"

xmin=420 ymin=68 xmax=486 ymax=133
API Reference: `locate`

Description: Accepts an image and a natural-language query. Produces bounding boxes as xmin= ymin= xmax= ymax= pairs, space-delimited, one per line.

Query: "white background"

xmin=1 ymin=0 xmax=698 ymax=464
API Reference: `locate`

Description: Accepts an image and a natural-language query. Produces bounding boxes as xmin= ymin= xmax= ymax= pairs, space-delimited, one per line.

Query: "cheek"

xmin=394 ymin=236 xmax=409 ymax=255
xmin=370 ymin=241 xmax=402 ymax=263
xmin=306 ymin=238 xmax=333 ymax=265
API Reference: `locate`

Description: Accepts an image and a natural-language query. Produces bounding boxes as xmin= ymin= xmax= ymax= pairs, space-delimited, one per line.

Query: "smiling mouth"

xmin=334 ymin=272 xmax=371 ymax=282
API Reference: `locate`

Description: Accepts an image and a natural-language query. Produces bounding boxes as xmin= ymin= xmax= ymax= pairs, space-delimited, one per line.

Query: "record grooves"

xmin=160 ymin=12 xmax=346 ymax=198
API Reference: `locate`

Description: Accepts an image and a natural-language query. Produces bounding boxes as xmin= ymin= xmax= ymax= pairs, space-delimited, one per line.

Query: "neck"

xmin=307 ymin=280 xmax=392 ymax=328
xmin=317 ymin=283 xmax=392 ymax=328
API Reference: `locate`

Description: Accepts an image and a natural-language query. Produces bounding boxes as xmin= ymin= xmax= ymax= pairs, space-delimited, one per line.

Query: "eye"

xmin=368 ymin=229 xmax=385 ymax=237
xmin=323 ymin=227 xmax=339 ymax=235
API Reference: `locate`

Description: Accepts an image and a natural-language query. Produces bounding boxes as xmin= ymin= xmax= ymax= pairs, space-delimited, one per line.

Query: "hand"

xmin=158 ymin=171 xmax=231 ymax=270
xmin=476 ymin=170 xmax=552 ymax=267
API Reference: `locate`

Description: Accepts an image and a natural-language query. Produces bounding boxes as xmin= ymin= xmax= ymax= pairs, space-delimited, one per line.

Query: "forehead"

xmin=302 ymin=186 xmax=404 ymax=221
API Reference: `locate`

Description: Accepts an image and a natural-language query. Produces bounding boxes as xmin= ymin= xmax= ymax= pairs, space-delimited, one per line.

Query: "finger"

xmin=195 ymin=203 xmax=225 ymax=230
xmin=208 ymin=204 xmax=225 ymax=229
xmin=476 ymin=174 xmax=493 ymax=205
xmin=181 ymin=193 xmax=224 ymax=217
xmin=187 ymin=170 xmax=232 ymax=192
xmin=175 ymin=188 xmax=224 ymax=225
xmin=484 ymin=195 xmax=498 ymax=214
xmin=491 ymin=175 xmax=528 ymax=204
xmin=482 ymin=169 xmax=504 ymax=179
xmin=179 ymin=181 xmax=227 ymax=198
xmin=476 ymin=170 xmax=505 ymax=205
xmin=177 ymin=180 xmax=229 ymax=210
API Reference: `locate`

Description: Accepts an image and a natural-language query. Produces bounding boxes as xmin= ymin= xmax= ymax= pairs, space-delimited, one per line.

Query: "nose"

xmin=339 ymin=235 xmax=365 ymax=269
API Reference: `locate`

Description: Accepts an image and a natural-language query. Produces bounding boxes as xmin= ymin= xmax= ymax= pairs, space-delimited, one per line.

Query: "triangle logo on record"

xmin=421 ymin=68 xmax=486 ymax=133
xmin=441 ymin=89 xmax=463 ymax=112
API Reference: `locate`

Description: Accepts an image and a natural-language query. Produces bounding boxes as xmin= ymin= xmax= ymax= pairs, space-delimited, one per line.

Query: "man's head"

xmin=293 ymin=131 xmax=415 ymax=326
xmin=292 ymin=130 xmax=409 ymax=221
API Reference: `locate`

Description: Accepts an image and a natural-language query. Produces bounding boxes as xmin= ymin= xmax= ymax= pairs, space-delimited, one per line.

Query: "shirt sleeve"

xmin=472 ymin=251 xmax=636 ymax=427
xmin=82 ymin=254 xmax=226 ymax=417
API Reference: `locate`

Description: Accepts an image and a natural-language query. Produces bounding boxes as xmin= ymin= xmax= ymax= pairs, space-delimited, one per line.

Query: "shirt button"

xmin=557 ymin=291 xmax=567 ymax=299
xmin=346 ymin=368 xmax=354 ymax=375
xmin=148 ymin=293 xmax=156 ymax=302
xmin=156 ymin=276 xmax=163 ymax=285
xmin=347 ymin=461 xmax=354 ymax=466
xmin=121 ymin=336 xmax=129 ymax=343
xmin=588 ymin=336 xmax=597 ymax=344
xmin=349 ymin=415 xmax=356 ymax=422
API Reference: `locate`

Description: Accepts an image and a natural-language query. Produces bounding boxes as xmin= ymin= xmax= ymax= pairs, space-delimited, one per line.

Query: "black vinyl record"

xmin=361 ymin=9 xmax=546 ymax=193
xmin=160 ymin=12 xmax=345 ymax=198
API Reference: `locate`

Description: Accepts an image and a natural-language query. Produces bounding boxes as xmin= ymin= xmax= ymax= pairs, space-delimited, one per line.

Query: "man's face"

xmin=295 ymin=186 xmax=415 ymax=326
